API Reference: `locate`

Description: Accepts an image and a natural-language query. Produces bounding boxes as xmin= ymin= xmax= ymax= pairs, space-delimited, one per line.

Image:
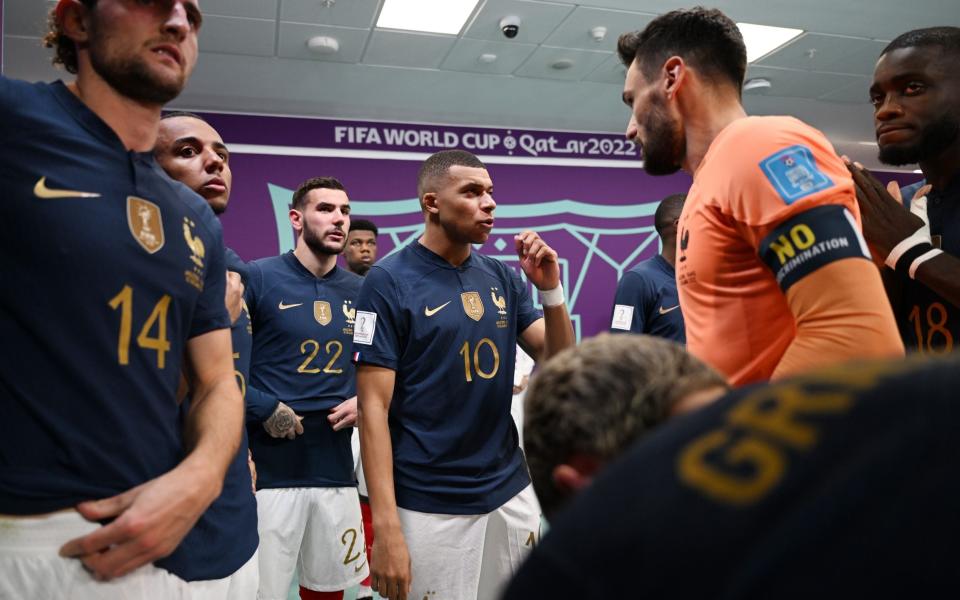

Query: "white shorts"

xmin=0 ymin=510 xmax=239 ymax=600
xmin=397 ymin=484 xmax=541 ymax=600
xmin=187 ymin=549 xmax=259 ymax=600
xmin=256 ymin=487 xmax=368 ymax=599
xmin=351 ymin=429 xmax=368 ymax=497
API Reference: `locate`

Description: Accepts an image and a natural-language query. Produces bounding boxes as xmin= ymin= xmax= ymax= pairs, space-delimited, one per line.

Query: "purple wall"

xmin=199 ymin=112 xmax=920 ymax=341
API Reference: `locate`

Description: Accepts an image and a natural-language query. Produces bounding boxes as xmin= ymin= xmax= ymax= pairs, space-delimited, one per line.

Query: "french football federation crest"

xmin=127 ymin=196 xmax=164 ymax=254
xmin=182 ymin=217 xmax=205 ymax=268
xmin=314 ymin=300 xmax=332 ymax=326
xmin=491 ymin=288 xmax=507 ymax=316
xmin=461 ymin=291 xmax=484 ymax=321
xmin=342 ymin=300 xmax=356 ymax=325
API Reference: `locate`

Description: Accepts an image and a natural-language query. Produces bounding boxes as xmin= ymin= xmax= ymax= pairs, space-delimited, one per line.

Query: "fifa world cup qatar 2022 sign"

xmin=203 ymin=112 xmax=693 ymax=340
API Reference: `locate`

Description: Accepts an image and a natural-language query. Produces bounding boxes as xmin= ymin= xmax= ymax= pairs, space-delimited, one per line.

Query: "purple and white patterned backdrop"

xmin=198 ymin=112 xmax=919 ymax=340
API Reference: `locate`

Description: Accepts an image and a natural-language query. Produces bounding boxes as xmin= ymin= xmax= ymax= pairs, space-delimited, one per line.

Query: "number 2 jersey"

xmin=0 ymin=79 xmax=230 ymax=515
xmin=353 ymin=242 xmax=541 ymax=515
xmin=244 ymin=252 xmax=362 ymax=488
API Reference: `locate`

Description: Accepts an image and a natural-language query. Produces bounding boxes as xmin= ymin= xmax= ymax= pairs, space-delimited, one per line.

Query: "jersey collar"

xmin=411 ymin=241 xmax=475 ymax=270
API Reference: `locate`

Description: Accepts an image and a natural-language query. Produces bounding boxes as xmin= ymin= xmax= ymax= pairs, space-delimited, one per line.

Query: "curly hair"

xmin=523 ymin=333 xmax=727 ymax=517
xmin=42 ymin=0 xmax=97 ymax=74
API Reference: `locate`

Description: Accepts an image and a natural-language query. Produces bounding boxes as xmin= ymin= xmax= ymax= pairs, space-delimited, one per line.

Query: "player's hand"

xmin=59 ymin=462 xmax=219 ymax=580
xmin=843 ymin=158 xmax=926 ymax=256
xmin=328 ymin=396 xmax=358 ymax=431
xmin=515 ymin=230 xmax=560 ymax=291
xmin=248 ymin=449 xmax=257 ymax=494
xmin=225 ymin=270 xmax=244 ymax=324
xmin=370 ymin=527 xmax=412 ymax=600
xmin=263 ymin=401 xmax=304 ymax=439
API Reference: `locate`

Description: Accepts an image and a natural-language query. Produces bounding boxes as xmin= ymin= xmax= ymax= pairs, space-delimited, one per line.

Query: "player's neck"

xmin=919 ymin=139 xmax=960 ymax=192
xmin=419 ymin=228 xmax=471 ymax=266
xmin=682 ymin=92 xmax=747 ymax=175
xmin=293 ymin=244 xmax=338 ymax=278
xmin=660 ymin=240 xmax=677 ymax=267
xmin=68 ymin=73 xmax=162 ymax=153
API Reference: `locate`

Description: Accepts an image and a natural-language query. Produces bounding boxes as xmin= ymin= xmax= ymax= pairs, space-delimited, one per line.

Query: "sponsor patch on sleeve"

xmin=352 ymin=311 xmax=377 ymax=345
xmin=759 ymin=204 xmax=871 ymax=291
xmin=759 ymin=145 xmax=835 ymax=204
xmin=611 ymin=304 xmax=635 ymax=330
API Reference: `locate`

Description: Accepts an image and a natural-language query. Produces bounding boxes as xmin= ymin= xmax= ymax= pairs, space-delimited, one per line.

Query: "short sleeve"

xmin=224 ymin=247 xmax=250 ymax=284
xmin=715 ymin=118 xmax=860 ymax=248
xmin=511 ymin=267 xmax=541 ymax=334
xmin=188 ymin=213 xmax=230 ymax=338
xmin=352 ymin=266 xmax=405 ymax=370
xmin=611 ymin=271 xmax=653 ymax=334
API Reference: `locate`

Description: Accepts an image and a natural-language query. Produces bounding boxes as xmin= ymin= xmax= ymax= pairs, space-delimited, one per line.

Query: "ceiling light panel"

xmin=737 ymin=22 xmax=804 ymax=63
xmin=377 ymin=0 xmax=481 ymax=35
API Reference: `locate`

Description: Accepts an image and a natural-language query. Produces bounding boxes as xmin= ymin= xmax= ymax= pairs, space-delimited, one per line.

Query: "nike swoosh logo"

xmin=424 ymin=301 xmax=451 ymax=317
xmin=33 ymin=177 xmax=101 ymax=199
xmin=278 ymin=301 xmax=303 ymax=310
xmin=658 ymin=305 xmax=680 ymax=315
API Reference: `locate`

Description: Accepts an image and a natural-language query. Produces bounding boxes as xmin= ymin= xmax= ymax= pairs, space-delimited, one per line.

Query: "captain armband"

xmin=758 ymin=204 xmax=871 ymax=292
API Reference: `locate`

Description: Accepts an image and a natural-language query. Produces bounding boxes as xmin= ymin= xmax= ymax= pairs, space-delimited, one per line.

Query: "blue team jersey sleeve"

xmin=353 ymin=265 xmax=405 ymax=370
xmin=240 ymin=260 xmax=280 ymax=422
xmin=511 ymin=268 xmax=541 ymax=334
xmin=186 ymin=201 xmax=230 ymax=339
xmin=224 ymin=247 xmax=250 ymax=284
xmin=611 ymin=271 xmax=654 ymax=334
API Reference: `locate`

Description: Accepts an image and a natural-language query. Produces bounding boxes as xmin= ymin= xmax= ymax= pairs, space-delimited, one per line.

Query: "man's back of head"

xmin=524 ymin=333 xmax=726 ymax=518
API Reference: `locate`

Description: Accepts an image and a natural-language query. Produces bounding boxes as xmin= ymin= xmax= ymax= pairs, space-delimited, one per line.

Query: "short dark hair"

xmin=417 ymin=150 xmax=486 ymax=198
xmin=292 ymin=177 xmax=346 ymax=210
xmin=882 ymin=26 xmax=960 ymax=59
xmin=524 ymin=333 xmax=727 ymax=517
xmin=43 ymin=0 xmax=97 ymax=74
xmin=654 ymin=193 xmax=685 ymax=237
xmin=617 ymin=7 xmax=746 ymax=93
xmin=161 ymin=110 xmax=208 ymax=123
xmin=349 ymin=219 xmax=378 ymax=236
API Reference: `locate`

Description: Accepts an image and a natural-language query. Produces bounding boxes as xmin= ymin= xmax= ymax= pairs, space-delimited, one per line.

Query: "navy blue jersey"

xmin=165 ymin=248 xmax=259 ymax=581
xmin=353 ymin=242 xmax=541 ymax=514
xmin=505 ymin=355 xmax=960 ymax=599
xmin=0 ymin=79 xmax=230 ymax=516
xmin=609 ymin=254 xmax=684 ymax=342
xmin=894 ymin=176 xmax=960 ymax=354
xmin=245 ymin=252 xmax=362 ymax=488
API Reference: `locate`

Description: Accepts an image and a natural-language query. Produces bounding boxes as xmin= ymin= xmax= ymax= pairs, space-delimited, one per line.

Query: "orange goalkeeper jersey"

xmin=677 ymin=116 xmax=897 ymax=385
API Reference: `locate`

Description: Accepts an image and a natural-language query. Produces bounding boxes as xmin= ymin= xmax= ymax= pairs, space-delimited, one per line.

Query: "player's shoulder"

xmin=702 ymin=116 xmax=852 ymax=226
xmin=334 ymin=265 xmax=364 ymax=291
xmin=0 ymin=78 xmax=64 ymax=140
xmin=472 ymin=251 xmax=520 ymax=283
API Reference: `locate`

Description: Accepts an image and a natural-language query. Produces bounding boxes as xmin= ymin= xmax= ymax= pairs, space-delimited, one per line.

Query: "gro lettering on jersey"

xmin=354 ymin=242 xmax=541 ymax=514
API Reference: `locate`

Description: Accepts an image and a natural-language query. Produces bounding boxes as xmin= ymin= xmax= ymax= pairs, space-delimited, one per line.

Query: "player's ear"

xmin=59 ymin=0 xmax=92 ymax=44
xmin=551 ymin=462 xmax=594 ymax=497
xmin=288 ymin=208 xmax=304 ymax=232
xmin=663 ymin=56 xmax=685 ymax=100
xmin=421 ymin=192 xmax=439 ymax=215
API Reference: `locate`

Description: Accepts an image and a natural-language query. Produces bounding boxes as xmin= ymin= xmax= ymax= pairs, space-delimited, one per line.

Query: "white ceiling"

xmin=4 ymin=0 xmax=958 ymax=170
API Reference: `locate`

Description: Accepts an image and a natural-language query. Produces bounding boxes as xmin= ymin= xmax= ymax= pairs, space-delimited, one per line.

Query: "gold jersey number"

xmin=459 ymin=338 xmax=500 ymax=382
xmin=297 ymin=339 xmax=344 ymax=374
xmin=108 ymin=285 xmax=171 ymax=369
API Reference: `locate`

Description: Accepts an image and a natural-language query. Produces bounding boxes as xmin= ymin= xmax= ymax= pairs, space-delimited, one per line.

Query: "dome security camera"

xmin=500 ymin=16 xmax=521 ymax=39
